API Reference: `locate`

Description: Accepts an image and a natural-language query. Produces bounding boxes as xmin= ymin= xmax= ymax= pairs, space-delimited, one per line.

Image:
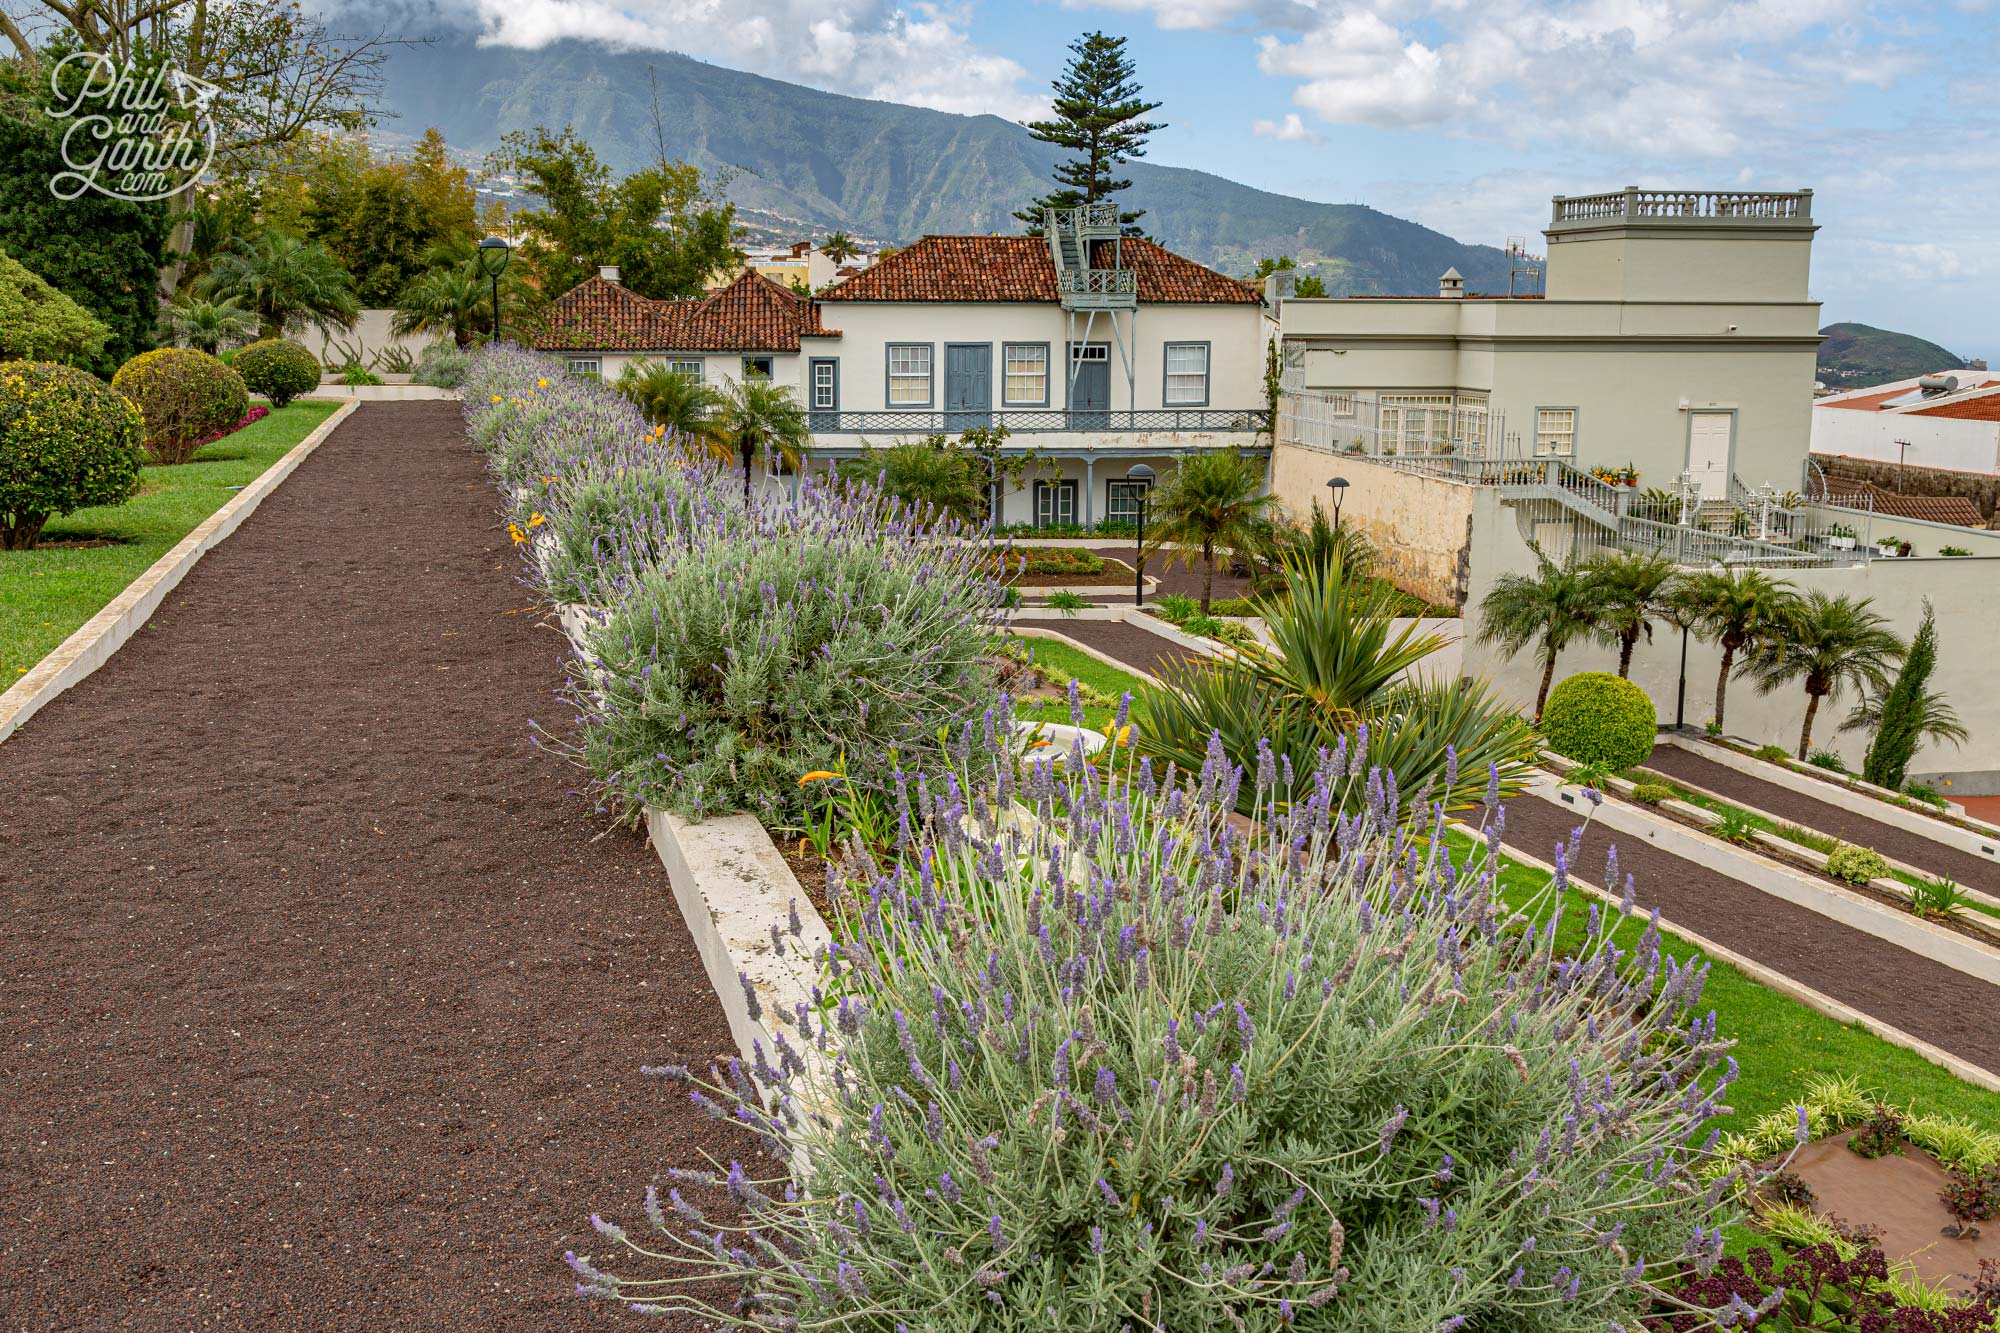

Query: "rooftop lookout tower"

xmin=1046 ymin=202 xmax=1140 ymax=405
xmin=1544 ymin=188 xmax=1817 ymax=304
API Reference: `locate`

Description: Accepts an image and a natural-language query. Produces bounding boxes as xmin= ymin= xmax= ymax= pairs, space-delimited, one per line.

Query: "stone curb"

xmin=1529 ymin=774 xmax=2000 ymax=985
xmin=0 ymin=400 xmax=361 ymax=746
xmin=1472 ymin=825 xmax=2000 ymax=1093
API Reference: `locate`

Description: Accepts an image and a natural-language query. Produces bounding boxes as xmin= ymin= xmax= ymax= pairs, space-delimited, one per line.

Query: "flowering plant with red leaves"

xmin=1648 ymin=1242 xmax=1996 ymax=1331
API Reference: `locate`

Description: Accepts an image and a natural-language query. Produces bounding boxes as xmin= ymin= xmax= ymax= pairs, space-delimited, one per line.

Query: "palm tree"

xmin=202 ymin=231 xmax=360 ymax=340
xmin=1475 ymin=550 xmax=1606 ymax=718
xmin=821 ymin=232 xmax=859 ymax=264
xmin=391 ymin=265 xmax=490 ymax=348
xmin=1745 ymin=591 xmax=1904 ymax=759
xmin=1141 ymin=449 xmax=1278 ymax=612
xmin=1588 ymin=550 xmax=1680 ymax=678
xmin=718 ymin=374 xmax=811 ymax=499
xmin=616 ymin=361 xmax=727 ymax=458
xmin=1674 ymin=564 xmax=1795 ymax=733
xmin=1140 ymin=556 xmax=1533 ymax=821
xmin=161 ymin=296 xmax=257 ymax=353
xmin=836 ymin=442 xmax=986 ymax=522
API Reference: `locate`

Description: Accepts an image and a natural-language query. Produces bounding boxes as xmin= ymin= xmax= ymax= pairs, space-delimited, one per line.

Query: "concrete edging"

xmin=1667 ymin=734 xmax=2000 ymax=856
xmin=1474 ymin=826 xmax=2000 ymax=1093
xmin=0 ymin=399 xmax=360 ymax=745
xmin=1531 ymin=774 xmax=2000 ymax=985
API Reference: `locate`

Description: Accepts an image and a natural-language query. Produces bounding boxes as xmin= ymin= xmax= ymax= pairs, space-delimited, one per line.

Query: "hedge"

xmin=0 ymin=360 xmax=145 ymax=549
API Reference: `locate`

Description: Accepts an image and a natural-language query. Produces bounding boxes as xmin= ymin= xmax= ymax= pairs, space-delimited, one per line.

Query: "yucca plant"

xmin=1140 ymin=555 xmax=1534 ymax=819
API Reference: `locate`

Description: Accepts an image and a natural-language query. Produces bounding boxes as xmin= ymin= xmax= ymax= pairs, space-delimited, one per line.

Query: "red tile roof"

xmin=1910 ymin=391 xmax=2000 ymax=422
xmin=815 ymin=235 xmax=1262 ymax=305
xmin=532 ymin=271 xmax=837 ymax=353
xmin=1861 ymin=486 xmax=1987 ymax=526
xmin=1822 ymin=387 xmax=1915 ymax=412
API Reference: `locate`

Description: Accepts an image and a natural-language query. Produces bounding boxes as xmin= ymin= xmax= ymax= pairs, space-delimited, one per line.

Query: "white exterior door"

xmin=1687 ymin=413 xmax=1733 ymax=500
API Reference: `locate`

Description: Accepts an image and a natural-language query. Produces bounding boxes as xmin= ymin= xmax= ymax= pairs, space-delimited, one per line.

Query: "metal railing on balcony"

xmin=1550 ymin=188 xmax=1812 ymax=225
xmin=805 ymin=408 xmax=1270 ymax=435
xmin=1056 ymin=268 xmax=1139 ymax=296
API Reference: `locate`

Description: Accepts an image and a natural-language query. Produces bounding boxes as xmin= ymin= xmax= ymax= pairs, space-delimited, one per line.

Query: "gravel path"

xmin=1498 ymin=792 xmax=2000 ymax=1075
xmin=1643 ymin=743 xmax=2000 ymax=896
xmin=0 ymin=403 xmax=735 ymax=1330
xmin=1013 ymin=616 xmax=1209 ymax=678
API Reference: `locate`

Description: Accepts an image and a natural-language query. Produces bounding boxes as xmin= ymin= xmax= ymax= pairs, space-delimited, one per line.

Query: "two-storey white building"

xmin=534 ymin=206 xmax=1270 ymax=527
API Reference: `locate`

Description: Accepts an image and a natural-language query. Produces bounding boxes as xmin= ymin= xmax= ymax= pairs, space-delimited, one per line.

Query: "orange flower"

xmin=490 ymin=395 xmax=503 ymax=403
xmin=507 ymin=522 xmax=526 ymax=545
xmin=536 ymin=377 xmax=549 ymax=388
xmin=1027 ymin=739 xmax=1053 ymax=749
xmin=798 ymin=770 xmax=839 ymax=786
xmin=527 ymin=512 xmax=546 ymax=527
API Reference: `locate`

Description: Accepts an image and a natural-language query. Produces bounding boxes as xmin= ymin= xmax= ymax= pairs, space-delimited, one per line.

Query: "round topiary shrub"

xmin=1541 ymin=670 xmax=1657 ymax=769
xmin=232 ymin=339 xmax=320 ymax=409
xmin=0 ymin=360 xmax=145 ymax=550
xmin=1825 ymin=842 xmax=1890 ymax=885
xmin=111 ymin=347 xmax=249 ymax=465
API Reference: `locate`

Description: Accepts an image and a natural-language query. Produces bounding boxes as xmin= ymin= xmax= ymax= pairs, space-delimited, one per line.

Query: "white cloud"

xmin=460 ymin=0 xmax=1047 ymax=120
xmin=1250 ymin=112 xmax=1323 ymax=142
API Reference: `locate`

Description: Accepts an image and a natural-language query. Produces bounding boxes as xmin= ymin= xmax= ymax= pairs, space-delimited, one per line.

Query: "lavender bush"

xmin=573 ymin=743 xmax=1742 ymax=1328
xmin=459 ymin=346 xmax=1010 ymax=828
xmin=567 ymin=475 xmax=1008 ymax=825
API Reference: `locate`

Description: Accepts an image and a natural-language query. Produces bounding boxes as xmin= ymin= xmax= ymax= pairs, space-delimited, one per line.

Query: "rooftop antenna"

xmin=1505 ymin=236 xmax=1543 ymax=298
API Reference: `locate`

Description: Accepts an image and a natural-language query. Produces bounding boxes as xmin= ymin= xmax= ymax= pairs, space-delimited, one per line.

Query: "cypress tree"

xmin=1015 ymin=32 xmax=1164 ymax=236
xmin=1862 ymin=598 xmax=1935 ymax=789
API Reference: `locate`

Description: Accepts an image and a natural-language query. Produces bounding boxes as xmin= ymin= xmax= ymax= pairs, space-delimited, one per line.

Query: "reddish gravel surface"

xmin=0 ymin=403 xmax=736 ymax=1331
xmin=1642 ymin=742 xmax=2000 ymax=896
xmin=1013 ymin=616 xmax=1207 ymax=678
xmin=1498 ymin=791 xmax=2000 ymax=1074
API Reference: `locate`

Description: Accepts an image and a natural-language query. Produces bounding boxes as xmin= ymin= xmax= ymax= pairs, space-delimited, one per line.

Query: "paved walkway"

xmin=1643 ymin=744 xmax=2000 ymax=896
xmin=1499 ymin=793 xmax=2000 ymax=1075
xmin=0 ymin=403 xmax=734 ymax=1330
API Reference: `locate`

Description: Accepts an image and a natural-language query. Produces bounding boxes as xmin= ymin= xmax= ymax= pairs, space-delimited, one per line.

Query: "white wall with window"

xmin=1532 ymin=407 xmax=1577 ymax=457
xmin=549 ymin=351 xmax=805 ymax=395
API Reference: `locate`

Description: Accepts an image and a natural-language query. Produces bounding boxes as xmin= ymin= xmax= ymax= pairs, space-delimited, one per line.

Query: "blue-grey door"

xmin=1068 ymin=343 xmax=1110 ymax=428
xmin=944 ymin=344 xmax=991 ymax=430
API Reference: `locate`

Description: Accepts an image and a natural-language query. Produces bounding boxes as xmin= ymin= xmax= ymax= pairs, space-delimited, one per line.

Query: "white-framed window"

xmin=1324 ymin=392 xmax=1357 ymax=418
xmin=1379 ymin=394 xmax=1453 ymax=454
xmin=1003 ymin=343 xmax=1047 ymax=405
xmin=1534 ymin=408 xmax=1577 ymax=457
xmin=1106 ymin=477 xmax=1152 ymax=526
xmin=1164 ymin=343 xmax=1210 ymax=406
xmin=811 ymin=360 xmax=837 ymax=410
xmin=888 ymin=344 xmax=932 ymax=405
xmin=1453 ymin=395 xmax=1489 ymax=452
xmin=567 ymin=356 xmax=601 ymax=377
xmin=668 ymin=358 xmax=703 ymax=380
xmin=1034 ymin=479 xmax=1078 ymax=527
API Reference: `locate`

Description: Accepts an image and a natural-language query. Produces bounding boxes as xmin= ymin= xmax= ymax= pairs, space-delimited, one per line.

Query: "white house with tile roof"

xmin=534 ymin=206 xmax=1271 ymax=528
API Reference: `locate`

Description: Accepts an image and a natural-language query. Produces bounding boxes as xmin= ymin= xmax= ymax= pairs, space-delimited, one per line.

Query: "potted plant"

xmin=1826 ymin=522 xmax=1855 ymax=551
xmin=1619 ymin=463 xmax=1639 ymax=487
xmin=1877 ymin=533 xmax=1902 ymax=557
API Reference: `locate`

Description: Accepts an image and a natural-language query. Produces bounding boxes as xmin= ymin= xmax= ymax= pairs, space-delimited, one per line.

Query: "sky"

xmin=432 ymin=0 xmax=1996 ymax=357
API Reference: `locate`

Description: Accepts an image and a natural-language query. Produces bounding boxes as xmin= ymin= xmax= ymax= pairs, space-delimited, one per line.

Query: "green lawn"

xmin=1005 ymin=634 xmax=1153 ymax=735
xmin=1469 ymin=831 xmax=1996 ymax=1124
xmin=1 ymin=401 xmax=339 ymax=680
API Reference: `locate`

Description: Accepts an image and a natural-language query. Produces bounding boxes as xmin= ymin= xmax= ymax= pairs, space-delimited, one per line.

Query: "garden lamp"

xmin=1327 ymin=475 xmax=1349 ymax=534
xmin=1128 ymin=463 xmax=1155 ymax=606
xmin=477 ymin=237 xmax=511 ymax=345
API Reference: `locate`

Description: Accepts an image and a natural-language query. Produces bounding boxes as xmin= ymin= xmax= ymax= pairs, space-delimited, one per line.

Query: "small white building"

xmin=535 ymin=209 xmax=1271 ymax=528
xmin=1812 ymin=371 xmax=2000 ymax=476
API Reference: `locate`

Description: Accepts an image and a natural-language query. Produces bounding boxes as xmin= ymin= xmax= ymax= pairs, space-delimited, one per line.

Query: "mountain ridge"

xmin=376 ymin=37 xmax=1528 ymax=295
xmin=1817 ymin=322 xmax=1969 ymax=387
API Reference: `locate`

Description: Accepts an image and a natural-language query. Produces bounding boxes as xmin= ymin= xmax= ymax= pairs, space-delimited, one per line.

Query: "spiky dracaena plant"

xmin=570 ymin=741 xmax=1743 ymax=1329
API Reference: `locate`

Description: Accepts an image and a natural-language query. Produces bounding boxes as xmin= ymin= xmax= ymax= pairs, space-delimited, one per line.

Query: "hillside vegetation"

xmin=1818 ymin=322 xmax=1967 ymax=386
xmin=379 ymin=38 xmax=1526 ymax=295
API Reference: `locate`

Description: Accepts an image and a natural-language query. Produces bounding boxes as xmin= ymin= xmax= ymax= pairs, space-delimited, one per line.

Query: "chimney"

xmin=1438 ymin=267 xmax=1465 ymax=299
xmin=598 ymin=265 xmax=621 ymax=284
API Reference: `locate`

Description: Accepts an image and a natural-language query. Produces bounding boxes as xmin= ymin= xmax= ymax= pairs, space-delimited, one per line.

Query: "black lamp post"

xmin=1327 ymin=475 xmax=1349 ymax=534
xmin=477 ymin=237 xmax=511 ymax=345
xmin=741 ymin=437 xmax=755 ymax=501
xmin=1128 ymin=463 xmax=1155 ymax=606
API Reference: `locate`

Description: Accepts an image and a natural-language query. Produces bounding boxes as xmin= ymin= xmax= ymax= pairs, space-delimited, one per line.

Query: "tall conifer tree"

xmin=1015 ymin=32 xmax=1164 ymax=236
